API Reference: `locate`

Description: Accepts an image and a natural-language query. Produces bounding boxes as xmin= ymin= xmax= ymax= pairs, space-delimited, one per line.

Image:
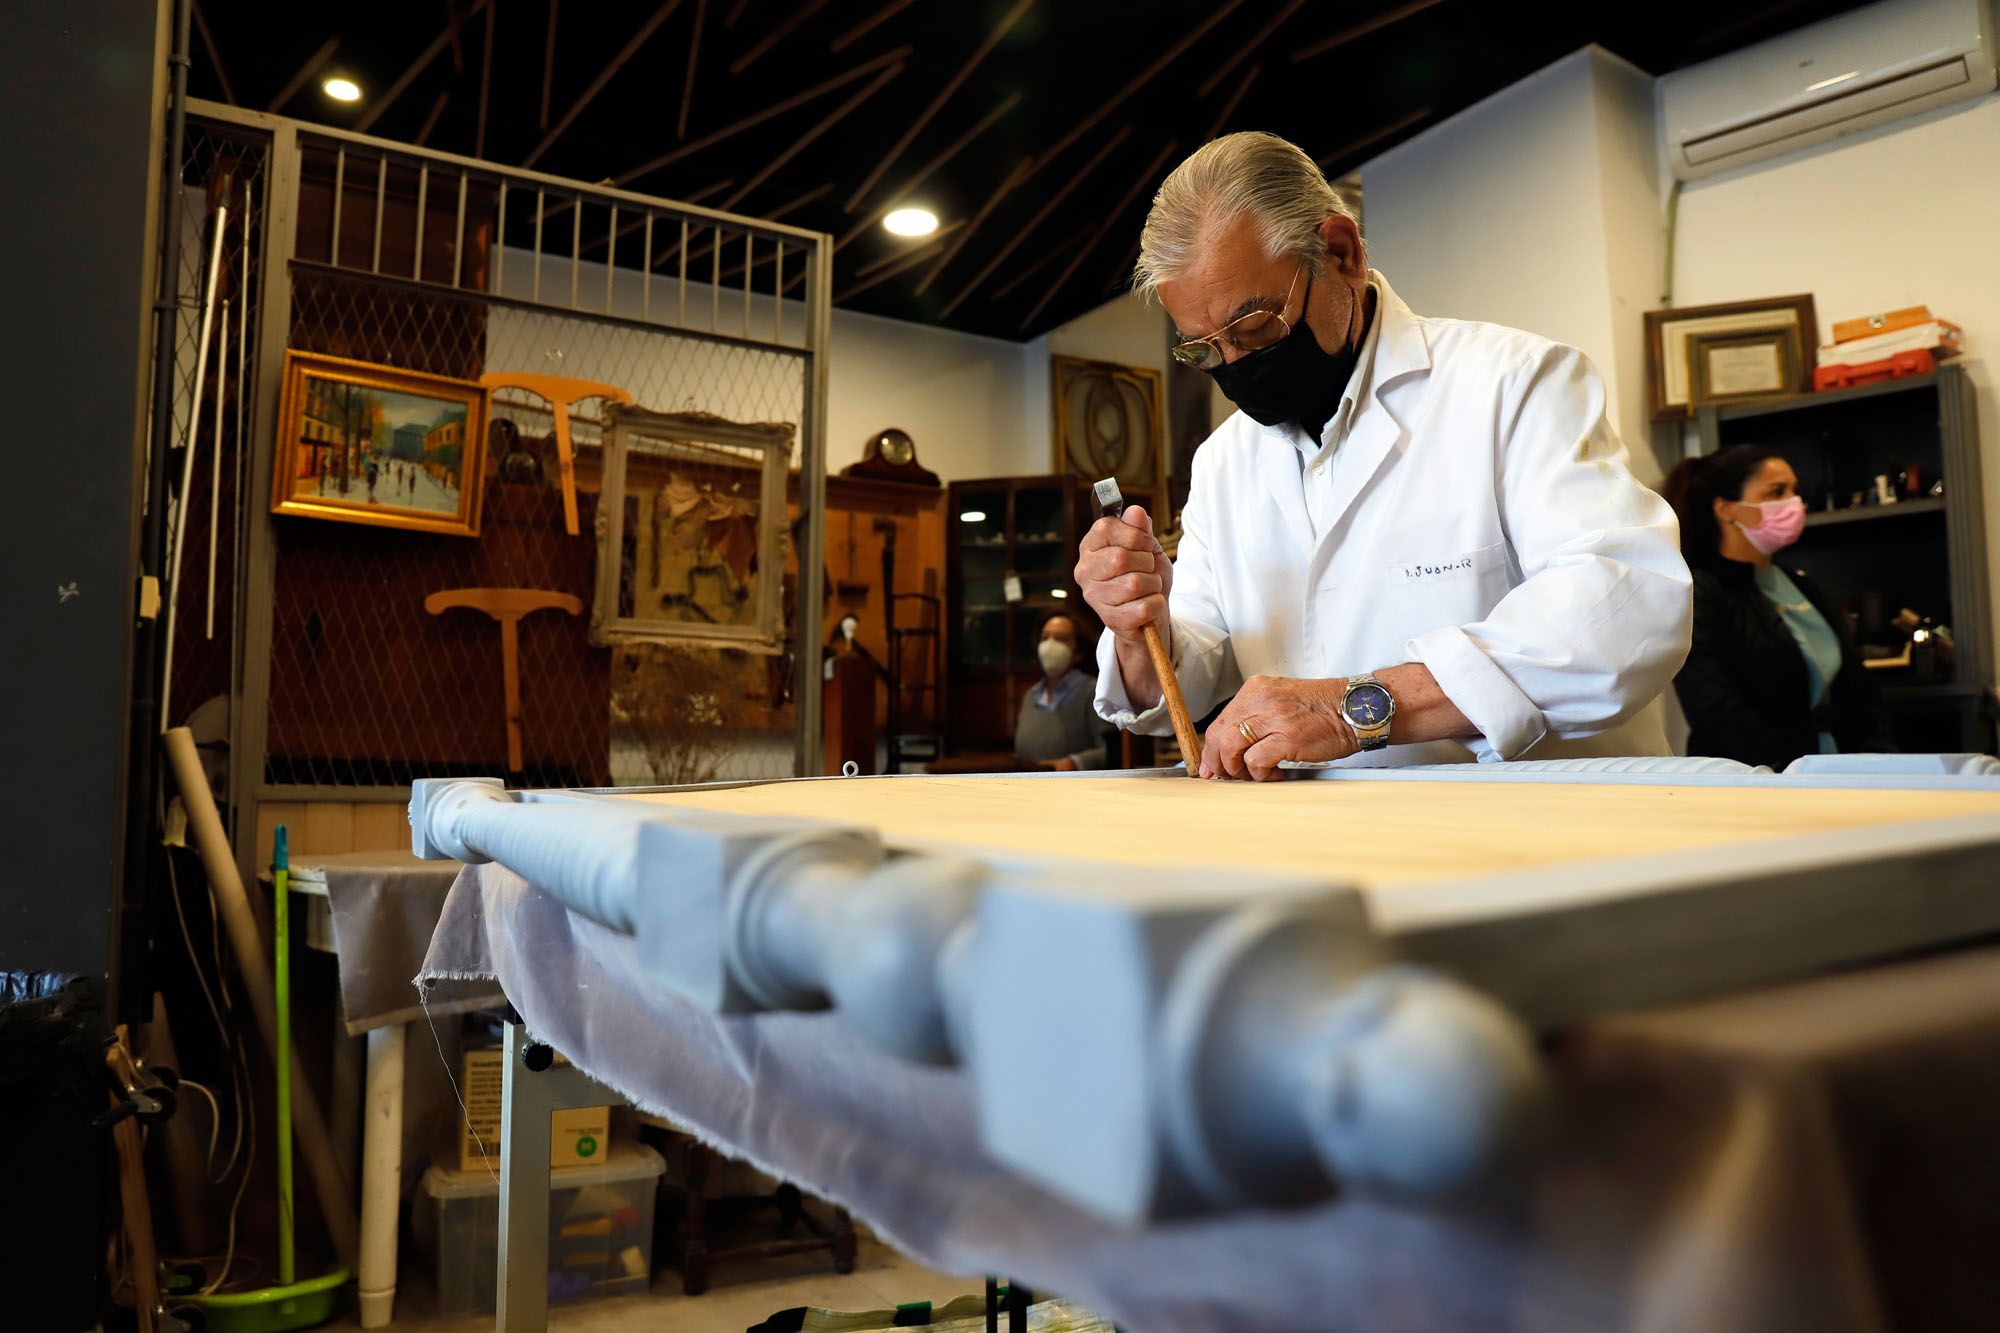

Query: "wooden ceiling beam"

xmin=1021 ymin=0 xmax=1241 ymax=186
xmin=1196 ymin=0 xmax=1303 ymax=98
xmin=725 ymin=0 xmax=753 ymax=25
xmin=842 ymin=0 xmax=1035 ymax=212
xmin=444 ymin=0 xmax=468 ymax=72
xmin=831 ymin=0 xmax=921 ymax=52
xmin=731 ymin=0 xmax=837 ymax=74
xmin=266 ymin=36 xmax=340 ymax=113
xmin=1019 ymin=138 xmax=1178 ymax=331
xmin=989 ymin=221 xmax=1091 ymax=301
xmin=852 ymin=219 xmax=961 ymax=278
xmin=1204 ymin=59 xmax=1257 ymax=141
xmin=355 ymin=0 xmax=488 ymax=134
xmin=1290 ymin=0 xmax=1443 ymax=63
xmin=1312 ymin=105 xmax=1431 ymax=169
xmin=914 ymin=156 xmax=1030 ymax=295
xmin=415 ymin=89 xmax=452 ymax=146
xmin=939 ymin=124 xmax=1131 ymax=319
xmin=838 ymin=227 xmax=960 ymax=301
xmin=191 ymin=2 xmax=236 ymax=105
xmin=475 ymin=3 xmax=495 ymax=157
xmin=615 ymin=44 xmax=911 ymax=186
xmin=524 ymin=0 xmax=684 ymax=168
xmin=833 ymin=91 xmax=1020 ymax=250
xmin=719 ymin=62 xmax=903 ymax=211
xmin=679 ymin=0 xmax=706 ymax=138
xmin=540 ymin=0 xmax=558 ymax=129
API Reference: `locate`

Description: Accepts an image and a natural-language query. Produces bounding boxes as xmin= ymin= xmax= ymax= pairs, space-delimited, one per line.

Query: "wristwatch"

xmin=1338 ymin=672 xmax=1396 ymax=751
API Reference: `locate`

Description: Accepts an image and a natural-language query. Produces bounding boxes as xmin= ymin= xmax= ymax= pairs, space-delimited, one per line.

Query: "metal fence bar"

xmin=453 ymin=172 xmax=468 ymax=287
xmin=794 ymin=232 xmax=832 ymax=775
xmin=678 ymin=217 xmax=688 ymax=325
xmin=605 ymin=205 xmax=618 ymax=311
xmin=413 ymin=163 xmax=429 ymax=280
xmin=230 ymin=120 xmax=300 ymax=889
xmin=641 ymin=213 xmax=653 ymax=319
xmin=371 ymin=154 xmax=386 ymax=273
xmin=711 ymin=223 xmax=720 ymax=332
xmin=774 ymin=243 xmax=783 ymax=342
xmin=495 ymin=180 xmax=507 ymax=293
xmin=533 ymin=187 xmax=544 ymax=302
xmin=742 ymin=231 xmax=752 ymax=338
xmin=329 ymin=146 xmax=345 ymax=265
xmin=570 ymin=194 xmax=581 ymax=309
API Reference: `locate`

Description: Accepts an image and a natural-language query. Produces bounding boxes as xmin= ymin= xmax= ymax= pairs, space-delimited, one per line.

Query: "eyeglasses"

xmin=1170 ymin=263 xmax=1307 ymax=371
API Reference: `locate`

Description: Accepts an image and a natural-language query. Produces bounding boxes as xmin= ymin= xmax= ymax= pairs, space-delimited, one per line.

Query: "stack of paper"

xmin=1820 ymin=318 xmax=1961 ymax=365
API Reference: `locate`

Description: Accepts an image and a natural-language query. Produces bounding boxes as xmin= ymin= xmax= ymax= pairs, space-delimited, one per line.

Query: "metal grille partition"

xmin=178 ymin=101 xmax=832 ymax=883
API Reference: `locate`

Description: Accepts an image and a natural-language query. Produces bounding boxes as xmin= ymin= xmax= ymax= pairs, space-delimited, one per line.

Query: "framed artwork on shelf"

xmin=1644 ymin=294 xmax=1817 ymax=420
xmin=591 ymin=403 xmax=794 ymax=653
xmin=1052 ymin=355 xmax=1169 ymax=525
xmin=1686 ymin=326 xmax=1808 ymax=408
xmin=271 ymin=351 xmax=489 ymax=536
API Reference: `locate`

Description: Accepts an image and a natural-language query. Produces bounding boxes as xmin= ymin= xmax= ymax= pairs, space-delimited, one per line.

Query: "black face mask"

xmin=1209 ymin=273 xmax=1361 ymax=432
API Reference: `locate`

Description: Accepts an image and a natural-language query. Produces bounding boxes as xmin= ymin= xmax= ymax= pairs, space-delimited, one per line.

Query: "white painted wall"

xmin=1671 ymin=94 xmax=2000 ymax=664
xmin=1361 ymin=47 xmax=1664 ymax=482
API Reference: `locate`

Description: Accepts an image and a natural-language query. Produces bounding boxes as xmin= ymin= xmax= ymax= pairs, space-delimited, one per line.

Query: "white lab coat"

xmin=1096 ymin=271 xmax=1692 ymax=765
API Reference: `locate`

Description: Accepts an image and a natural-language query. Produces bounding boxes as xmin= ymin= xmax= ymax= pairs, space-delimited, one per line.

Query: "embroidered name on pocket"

xmin=1396 ymin=554 xmax=1478 ymax=583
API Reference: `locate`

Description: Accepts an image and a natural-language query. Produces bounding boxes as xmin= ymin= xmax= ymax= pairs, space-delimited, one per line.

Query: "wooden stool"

xmin=478 ymin=373 xmax=634 ymax=535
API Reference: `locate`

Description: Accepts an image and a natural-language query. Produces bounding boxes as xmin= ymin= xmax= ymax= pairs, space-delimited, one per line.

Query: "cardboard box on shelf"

xmin=460 ymin=1046 xmax=612 ymax=1171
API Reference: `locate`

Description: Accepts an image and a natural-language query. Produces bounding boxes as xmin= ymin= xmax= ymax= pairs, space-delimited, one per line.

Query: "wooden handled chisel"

xmin=1093 ymin=478 xmax=1203 ymax=773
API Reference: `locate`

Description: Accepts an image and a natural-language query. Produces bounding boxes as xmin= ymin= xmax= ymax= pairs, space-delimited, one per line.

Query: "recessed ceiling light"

xmin=958 ymin=510 xmax=987 ymax=523
xmin=883 ymin=207 xmax=939 ymax=238
xmin=1050 ymin=588 xmax=1068 ymax=598
xmin=323 ymin=77 xmax=362 ymax=103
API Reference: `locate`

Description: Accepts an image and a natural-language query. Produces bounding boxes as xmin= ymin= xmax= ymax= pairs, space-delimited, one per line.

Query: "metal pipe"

xmin=127 ymin=0 xmax=197 ymax=1023
xmin=161 ymin=190 xmax=230 ymax=722
xmin=206 ymin=296 xmax=226 ymax=638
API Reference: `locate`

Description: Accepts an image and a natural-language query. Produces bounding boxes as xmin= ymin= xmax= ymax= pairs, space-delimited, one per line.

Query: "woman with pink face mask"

xmin=1664 ymin=445 xmax=1890 ymax=769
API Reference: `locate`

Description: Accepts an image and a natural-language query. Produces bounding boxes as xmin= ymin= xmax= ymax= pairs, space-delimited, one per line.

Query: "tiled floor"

xmin=323 ymin=1236 xmax=990 ymax=1332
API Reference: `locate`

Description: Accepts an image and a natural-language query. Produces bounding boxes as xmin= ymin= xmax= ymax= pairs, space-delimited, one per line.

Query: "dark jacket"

xmin=1675 ymin=557 xmax=1892 ymax=770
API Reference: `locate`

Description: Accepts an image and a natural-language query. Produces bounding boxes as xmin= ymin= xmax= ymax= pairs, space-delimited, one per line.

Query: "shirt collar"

xmin=1036 ymin=668 xmax=1087 ymax=709
xmin=1280 ymin=268 xmax=1429 ymax=456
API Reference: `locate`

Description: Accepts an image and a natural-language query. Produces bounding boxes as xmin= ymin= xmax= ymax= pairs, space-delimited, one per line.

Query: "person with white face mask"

xmin=1665 ymin=444 xmax=1890 ymax=768
xmin=1014 ymin=613 xmax=1108 ymax=772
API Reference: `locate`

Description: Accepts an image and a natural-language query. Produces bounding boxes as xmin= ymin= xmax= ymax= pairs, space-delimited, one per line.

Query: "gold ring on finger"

xmin=1238 ymin=720 xmax=1259 ymax=745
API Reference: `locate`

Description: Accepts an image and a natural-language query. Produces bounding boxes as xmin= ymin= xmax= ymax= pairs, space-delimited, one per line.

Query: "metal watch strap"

xmin=1342 ymin=670 xmax=1394 ymax=751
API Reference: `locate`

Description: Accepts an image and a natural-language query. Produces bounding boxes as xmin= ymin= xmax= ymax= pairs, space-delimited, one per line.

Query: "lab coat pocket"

xmin=1384 ymin=542 xmax=1511 ymax=635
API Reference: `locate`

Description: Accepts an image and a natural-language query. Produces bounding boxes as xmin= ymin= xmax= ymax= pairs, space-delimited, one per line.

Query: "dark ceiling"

xmin=188 ymin=0 xmax=1869 ymax=341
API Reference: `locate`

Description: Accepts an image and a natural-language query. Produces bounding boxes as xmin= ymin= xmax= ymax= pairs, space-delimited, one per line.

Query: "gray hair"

xmin=1132 ymin=132 xmax=1357 ymax=298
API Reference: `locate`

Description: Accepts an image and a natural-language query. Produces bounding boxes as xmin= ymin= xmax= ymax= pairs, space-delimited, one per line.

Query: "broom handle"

xmin=275 ymin=825 xmax=295 ymax=1287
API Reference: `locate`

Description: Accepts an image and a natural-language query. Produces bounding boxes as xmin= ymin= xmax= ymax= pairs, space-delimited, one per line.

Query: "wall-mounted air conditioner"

xmin=1659 ymin=0 xmax=1997 ymax=180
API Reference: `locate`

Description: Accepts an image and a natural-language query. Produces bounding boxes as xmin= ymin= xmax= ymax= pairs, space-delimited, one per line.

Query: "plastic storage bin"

xmin=415 ymin=1141 xmax=664 ymax=1318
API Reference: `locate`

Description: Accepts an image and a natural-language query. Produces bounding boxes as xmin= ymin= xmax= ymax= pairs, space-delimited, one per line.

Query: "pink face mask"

xmin=1732 ymin=495 xmax=1806 ymax=554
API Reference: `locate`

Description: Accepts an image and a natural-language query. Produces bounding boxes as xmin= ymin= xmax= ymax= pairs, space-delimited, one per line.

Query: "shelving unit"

xmin=944 ymin=475 xmax=1093 ymax=754
xmin=1696 ymin=364 xmax=1993 ymax=752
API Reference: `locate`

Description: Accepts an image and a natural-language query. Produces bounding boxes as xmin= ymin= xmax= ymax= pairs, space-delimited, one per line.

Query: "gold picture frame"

xmin=271 ymin=351 xmax=489 ymax=536
xmin=1686 ymin=326 xmax=1807 ymax=409
xmin=591 ymin=403 xmax=794 ymax=653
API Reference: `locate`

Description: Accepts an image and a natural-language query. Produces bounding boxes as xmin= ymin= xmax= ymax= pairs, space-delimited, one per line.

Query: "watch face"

xmin=875 ymin=429 xmax=915 ymax=467
xmin=1345 ymin=683 xmax=1392 ymax=727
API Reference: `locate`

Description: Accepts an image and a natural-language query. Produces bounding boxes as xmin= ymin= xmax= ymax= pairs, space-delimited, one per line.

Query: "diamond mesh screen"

xmin=177 ymin=124 xmax=822 ymax=792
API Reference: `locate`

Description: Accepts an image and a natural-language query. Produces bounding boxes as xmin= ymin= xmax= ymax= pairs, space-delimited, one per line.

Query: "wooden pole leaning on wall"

xmin=162 ymin=727 xmax=360 ymax=1266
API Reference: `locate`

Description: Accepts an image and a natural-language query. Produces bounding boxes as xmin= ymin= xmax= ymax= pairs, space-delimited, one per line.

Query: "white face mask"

xmin=1037 ymin=638 xmax=1074 ymax=675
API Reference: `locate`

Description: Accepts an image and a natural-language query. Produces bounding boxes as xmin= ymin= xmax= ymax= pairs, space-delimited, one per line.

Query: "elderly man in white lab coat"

xmin=1077 ymin=132 xmax=1691 ymax=779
